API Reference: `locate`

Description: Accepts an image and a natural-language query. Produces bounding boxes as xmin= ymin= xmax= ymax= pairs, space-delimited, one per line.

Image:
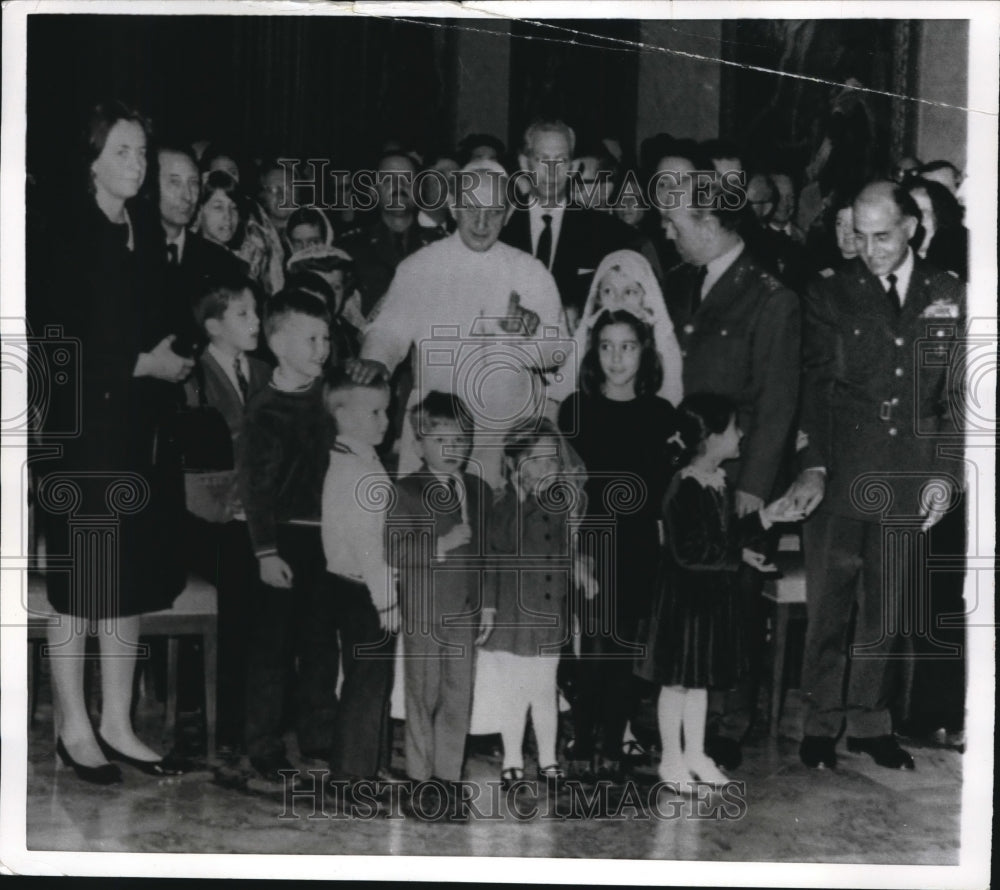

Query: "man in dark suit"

xmin=157 ymin=146 xmax=246 ymax=354
xmin=787 ymin=181 xmax=964 ymax=771
xmin=742 ymin=172 xmax=814 ymax=294
xmin=500 ymin=119 xmax=633 ymax=326
xmin=661 ymin=173 xmax=802 ymax=768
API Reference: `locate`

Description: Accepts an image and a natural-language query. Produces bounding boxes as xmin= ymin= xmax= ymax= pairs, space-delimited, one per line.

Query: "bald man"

xmin=787 ymin=181 xmax=965 ymax=771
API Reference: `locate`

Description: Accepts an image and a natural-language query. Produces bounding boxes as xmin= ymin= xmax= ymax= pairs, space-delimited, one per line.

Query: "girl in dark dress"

xmin=558 ymin=309 xmax=683 ymax=780
xmin=32 ymin=102 xmax=192 ymax=783
xmin=638 ymin=393 xmax=802 ymax=789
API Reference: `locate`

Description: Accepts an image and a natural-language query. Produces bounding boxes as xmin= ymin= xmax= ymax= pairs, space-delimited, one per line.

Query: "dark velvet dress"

xmin=637 ymin=467 xmax=765 ymax=690
xmin=558 ymin=390 xmax=683 ymax=757
xmin=30 ymin=199 xmax=187 ymax=618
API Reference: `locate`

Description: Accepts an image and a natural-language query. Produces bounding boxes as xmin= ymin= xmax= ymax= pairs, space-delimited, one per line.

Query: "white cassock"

xmin=362 ymin=232 xmax=571 ymax=489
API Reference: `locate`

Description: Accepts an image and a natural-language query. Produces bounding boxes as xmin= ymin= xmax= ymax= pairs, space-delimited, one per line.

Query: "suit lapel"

xmin=201 ymin=349 xmax=242 ymax=404
xmin=503 ymin=208 xmax=532 ymax=254
xmin=551 ymin=208 xmax=578 ymax=278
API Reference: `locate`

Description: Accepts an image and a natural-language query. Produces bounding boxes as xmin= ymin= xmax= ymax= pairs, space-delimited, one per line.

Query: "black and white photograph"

xmin=0 ymin=1 xmax=995 ymax=883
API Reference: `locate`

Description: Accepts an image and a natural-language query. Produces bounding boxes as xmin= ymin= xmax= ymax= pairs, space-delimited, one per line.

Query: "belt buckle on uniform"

xmin=879 ymin=400 xmax=892 ymax=422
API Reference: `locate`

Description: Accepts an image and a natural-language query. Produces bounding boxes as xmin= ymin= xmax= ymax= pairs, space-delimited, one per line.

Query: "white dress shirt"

xmin=166 ymin=226 xmax=188 ymax=264
xmin=879 ymin=248 xmax=914 ymax=306
xmin=528 ymin=201 xmax=566 ymax=269
xmin=702 ymin=239 xmax=745 ymax=299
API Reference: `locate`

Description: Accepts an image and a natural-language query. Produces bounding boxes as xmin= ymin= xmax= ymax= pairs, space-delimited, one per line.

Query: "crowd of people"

xmin=28 ymin=100 xmax=967 ymax=814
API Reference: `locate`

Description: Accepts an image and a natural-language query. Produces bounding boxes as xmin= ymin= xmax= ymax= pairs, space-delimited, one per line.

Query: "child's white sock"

xmin=657 ymin=686 xmax=687 ymax=783
xmin=682 ymin=688 xmax=729 ymax=785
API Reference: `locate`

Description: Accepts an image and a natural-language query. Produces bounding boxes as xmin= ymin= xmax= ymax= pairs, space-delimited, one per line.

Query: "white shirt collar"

xmin=879 ymin=248 xmax=914 ymax=305
xmin=702 ymin=239 xmax=744 ymax=298
xmin=336 ymin=435 xmax=379 ymax=462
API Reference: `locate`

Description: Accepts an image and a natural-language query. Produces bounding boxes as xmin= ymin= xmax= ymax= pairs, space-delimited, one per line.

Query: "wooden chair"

xmin=27 ymin=574 xmax=218 ymax=755
xmin=762 ymin=534 xmax=807 ymax=737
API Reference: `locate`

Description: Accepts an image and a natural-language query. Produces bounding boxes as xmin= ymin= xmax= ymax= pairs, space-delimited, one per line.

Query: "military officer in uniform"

xmin=660 ymin=174 xmax=802 ymax=769
xmin=787 ymin=181 xmax=964 ymax=771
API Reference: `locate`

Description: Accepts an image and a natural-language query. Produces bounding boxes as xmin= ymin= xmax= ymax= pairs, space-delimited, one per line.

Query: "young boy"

xmin=237 ymin=288 xmax=339 ymax=782
xmin=184 ymin=273 xmax=270 ymax=759
xmin=390 ymin=391 xmax=495 ymax=784
xmin=320 ymin=369 xmax=399 ymax=796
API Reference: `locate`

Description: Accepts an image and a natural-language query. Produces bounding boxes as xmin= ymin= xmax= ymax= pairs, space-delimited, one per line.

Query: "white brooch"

xmin=920 ymin=300 xmax=960 ymax=319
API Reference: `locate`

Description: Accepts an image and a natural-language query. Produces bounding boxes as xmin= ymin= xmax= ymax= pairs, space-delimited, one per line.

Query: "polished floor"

xmin=23 ymin=676 xmax=962 ymax=864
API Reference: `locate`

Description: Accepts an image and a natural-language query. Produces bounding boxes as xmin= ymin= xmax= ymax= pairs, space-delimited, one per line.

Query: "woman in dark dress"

xmin=558 ymin=309 xmax=683 ymax=780
xmin=32 ymin=101 xmax=192 ymax=782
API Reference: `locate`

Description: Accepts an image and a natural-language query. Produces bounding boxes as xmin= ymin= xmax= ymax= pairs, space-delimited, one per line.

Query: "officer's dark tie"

xmin=536 ymin=214 xmax=553 ymax=268
xmin=885 ymin=272 xmax=902 ymax=318
xmin=234 ymin=356 xmax=249 ymax=403
xmin=166 ymin=243 xmax=179 ymax=265
xmin=692 ymin=265 xmax=708 ymax=311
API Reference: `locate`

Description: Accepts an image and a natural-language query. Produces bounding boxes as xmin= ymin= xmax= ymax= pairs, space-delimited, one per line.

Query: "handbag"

xmin=158 ymin=361 xmax=237 ymax=523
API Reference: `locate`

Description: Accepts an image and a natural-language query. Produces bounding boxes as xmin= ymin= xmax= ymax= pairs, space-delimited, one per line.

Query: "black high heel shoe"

xmin=55 ymin=738 xmax=123 ymax=785
xmin=96 ymin=733 xmax=189 ymax=777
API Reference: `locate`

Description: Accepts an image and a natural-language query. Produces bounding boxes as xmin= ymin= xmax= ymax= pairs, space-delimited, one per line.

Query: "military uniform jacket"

xmin=798 ymin=255 xmax=964 ymax=520
xmin=663 ymin=250 xmax=801 ymax=502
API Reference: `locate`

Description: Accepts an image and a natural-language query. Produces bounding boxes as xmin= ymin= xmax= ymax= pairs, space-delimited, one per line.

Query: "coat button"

xmin=720 ymin=329 xmax=728 ymax=336
xmin=853 ymin=329 xmax=861 ymax=336
xmin=894 ymin=337 xmax=904 ymax=347
xmin=888 ymin=427 xmax=898 ymax=436
xmin=936 ymin=330 xmax=946 ymax=337
xmin=103 ymin=392 xmax=110 ymax=400
xmin=544 ymin=534 xmax=551 ymax=541
xmin=545 ymin=574 xmax=552 ymax=582
xmin=895 ymin=367 xmax=904 ymax=377
xmin=542 ymin=514 xmax=549 ymax=522
xmin=891 ymin=397 xmax=899 ymax=405
xmin=683 ymin=324 xmax=694 ymax=335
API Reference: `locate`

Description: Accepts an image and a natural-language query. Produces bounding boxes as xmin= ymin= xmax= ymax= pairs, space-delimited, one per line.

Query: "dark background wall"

xmin=26 ymin=14 xmax=967 ymax=192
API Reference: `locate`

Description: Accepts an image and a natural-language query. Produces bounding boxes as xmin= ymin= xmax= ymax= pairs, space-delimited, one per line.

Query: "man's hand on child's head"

xmin=259 ymin=554 xmax=294 ymax=588
xmin=344 ymin=357 xmax=389 ymax=385
xmin=475 ymin=608 xmax=496 ymax=646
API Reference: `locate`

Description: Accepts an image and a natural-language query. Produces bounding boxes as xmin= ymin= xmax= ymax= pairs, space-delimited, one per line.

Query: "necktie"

xmin=166 ymin=243 xmax=179 ymax=265
xmin=536 ymin=214 xmax=553 ymax=268
xmin=692 ymin=265 xmax=708 ymax=311
xmin=234 ymin=356 xmax=249 ymax=402
xmin=885 ymin=272 xmax=901 ymax=317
